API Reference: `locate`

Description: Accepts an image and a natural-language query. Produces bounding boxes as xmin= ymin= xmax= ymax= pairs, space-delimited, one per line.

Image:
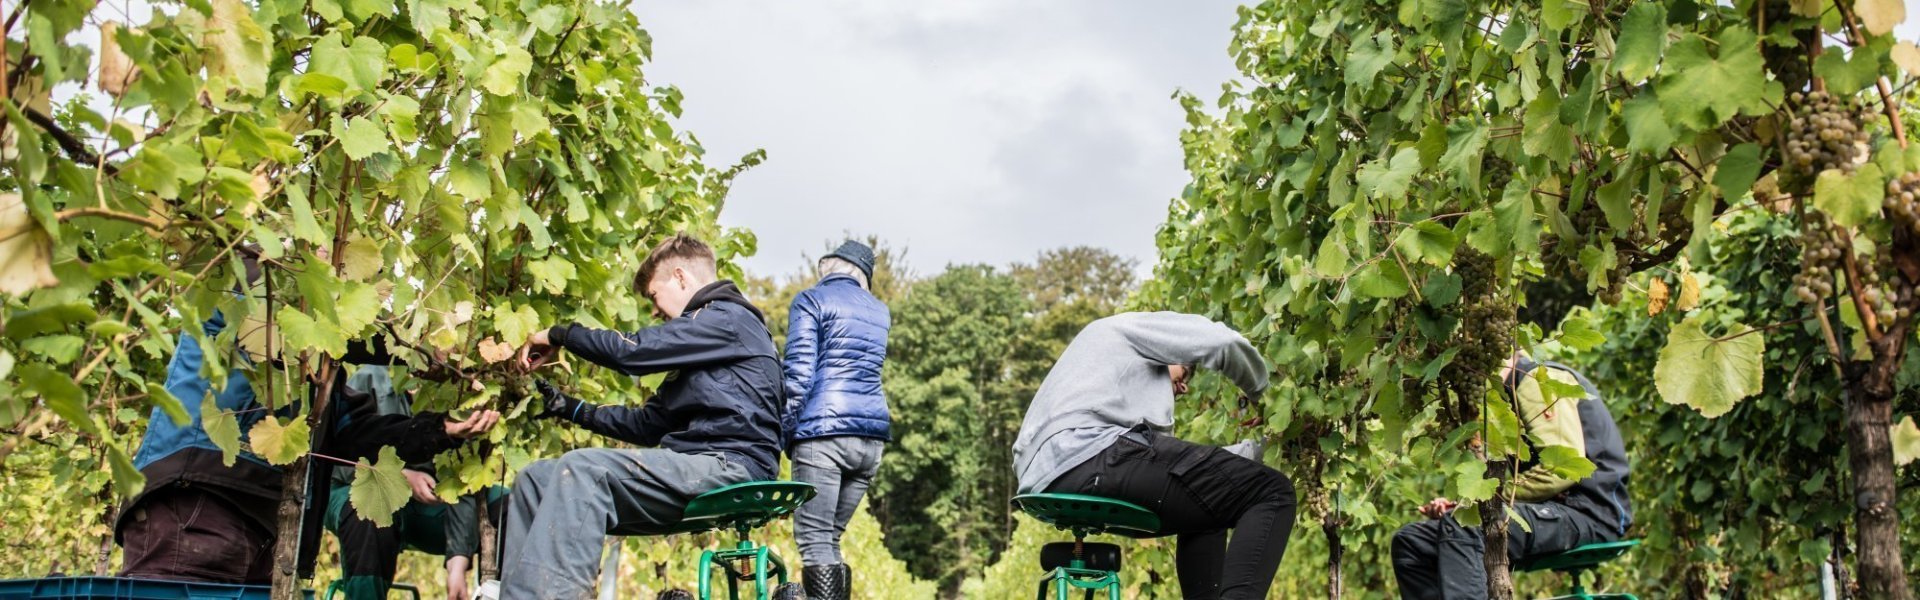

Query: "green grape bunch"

xmin=1791 ymin=210 xmax=1843 ymax=304
xmin=1783 ymin=91 xmax=1871 ymax=182
xmin=1442 ymin=249 xmax=1516 ymax=406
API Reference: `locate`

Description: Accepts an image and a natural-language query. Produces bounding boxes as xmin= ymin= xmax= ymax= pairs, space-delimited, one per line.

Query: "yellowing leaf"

xmin=1854 ymin=0 xmax=1906 ymax=36
xmin=476 ymin=336 xmax=515 ymax=363
xmin=1894 ymin=416 xmax=1920 ymax=466
xmin=188 ymin=0 xmax=272 ymax=96
xmin=0 ymin=193 xmax=58 ymax=295
xmin=1648 ymin=277 xmax=1671 ymax=315
xmin=340 ymin=235 xmax=384 ymax=281
xmin=482 ymin=47 xmax=534 ymax=96
xmin=1676 ymin=272 xmax=1702 ymax=311
xmin=1893 ymin=42 xmax=1920 ymax=77
xmin=98 ymin=22 xmax=140 ymax=98
xmin=349 ymin=446 xmax=411 ymax=527
xmin=1654 ymin=315 xmax=1764 ymax=418
xmin=247 ymin=416 xmax=310 ymax=466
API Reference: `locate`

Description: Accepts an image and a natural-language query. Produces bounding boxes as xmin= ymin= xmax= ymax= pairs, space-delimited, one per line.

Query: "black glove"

xmin=534 ymin=380 xmax=586 ymax=421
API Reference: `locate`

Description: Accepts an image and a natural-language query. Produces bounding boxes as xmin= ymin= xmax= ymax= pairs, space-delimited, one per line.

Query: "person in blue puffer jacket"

xmin=783 ymin=240 xmax=891 ymax=600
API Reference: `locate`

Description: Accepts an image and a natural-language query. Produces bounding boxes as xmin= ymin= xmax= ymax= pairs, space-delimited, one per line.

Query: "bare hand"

xmin=518 ymin=329 xmax=558 ymax=372
xmin=444 ymin=410 xmax=502 ymax=439
xmin=403 ymin=469 xmax=442 ymax=505
xmin=445 ymin=555 xmax=471 ymax=600
xmin=1419 ymin=497 xmax=1458 ymax=520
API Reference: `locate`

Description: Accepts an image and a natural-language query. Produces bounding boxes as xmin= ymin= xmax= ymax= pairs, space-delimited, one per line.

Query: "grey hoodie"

xmin=1013 ymin=312 xmax=1269 ymax=494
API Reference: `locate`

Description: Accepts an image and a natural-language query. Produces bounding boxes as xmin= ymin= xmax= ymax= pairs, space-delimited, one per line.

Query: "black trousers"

xmin=1390 ymin=501 xmax=1610 ymax=600
xmin=1046 ymin=430 xmax=1296 ymax=600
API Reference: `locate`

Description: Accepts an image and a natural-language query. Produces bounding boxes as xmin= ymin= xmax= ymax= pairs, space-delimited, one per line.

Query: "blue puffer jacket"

xmin=783 ymin=274 xmax=891 ymax=446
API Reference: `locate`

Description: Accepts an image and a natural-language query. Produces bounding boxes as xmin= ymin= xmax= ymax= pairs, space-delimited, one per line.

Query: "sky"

xmin=627 ymin=1 xmax=1248 ymax=277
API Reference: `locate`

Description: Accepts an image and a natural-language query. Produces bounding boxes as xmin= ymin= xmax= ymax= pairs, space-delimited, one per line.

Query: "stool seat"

xmin=1011 ymin=493 xmax=1161 ymax=538
xmin=1517 ymin=539 xmax=1641 ymax=573
xmin=666 ymin=481 xmax=816 ymax=536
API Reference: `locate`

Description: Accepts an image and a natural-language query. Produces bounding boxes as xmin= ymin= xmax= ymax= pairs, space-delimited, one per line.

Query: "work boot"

xmin=656 ymin=590 xmax=694 ymax=600
xmin=802 ymin=564 xmax=846 ymax=600
xmin=838 ymin=564 xmax=853 ymax=599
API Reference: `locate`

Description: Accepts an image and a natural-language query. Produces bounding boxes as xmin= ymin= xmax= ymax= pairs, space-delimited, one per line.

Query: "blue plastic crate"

xmin=0 ymin=577 xmax=273 ymax=600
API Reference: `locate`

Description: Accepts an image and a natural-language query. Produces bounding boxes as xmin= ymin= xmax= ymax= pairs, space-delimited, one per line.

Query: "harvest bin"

xmin=0 ymin=577 xmax=315 ymax=600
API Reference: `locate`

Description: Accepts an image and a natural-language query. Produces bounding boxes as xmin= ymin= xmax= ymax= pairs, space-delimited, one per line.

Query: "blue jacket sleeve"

xmin=781 ymin=292 xmax=822 ymax=447
xmin=550 ymin=307 xmax=757 ymax=376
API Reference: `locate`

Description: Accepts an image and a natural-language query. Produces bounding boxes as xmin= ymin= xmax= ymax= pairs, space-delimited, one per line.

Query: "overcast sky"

xmin=628 ymin=1 xmax=1247 ymax=277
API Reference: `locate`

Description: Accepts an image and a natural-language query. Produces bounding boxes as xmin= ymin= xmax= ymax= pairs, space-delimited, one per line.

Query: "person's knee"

xmin=1253 ymin=467 xmax=1295 ymax=505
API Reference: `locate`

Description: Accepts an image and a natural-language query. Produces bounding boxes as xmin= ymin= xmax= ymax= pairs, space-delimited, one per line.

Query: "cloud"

xmin=630 ymin=0 xmax=1245 ymax=276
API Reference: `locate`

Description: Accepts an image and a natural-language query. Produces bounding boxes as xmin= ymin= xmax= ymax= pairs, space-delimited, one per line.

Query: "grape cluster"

xmin=1443 ymin=249 xmax=1516 ymax=403
xmin=1483 ymin=156 xmax=1513 ymax=195
xmin=1755 ymin=0 xmax=1811 ymax=91
xmin=1792 ymin=211 xmax=1844 ymax=303
xmin=1864 ymin=244 xmax=1915 ymax=324
xmin=1783 ymin=91 xmax=1870 ymax=181
xmin=1888 ymin=171 xmax=1920 ymax=238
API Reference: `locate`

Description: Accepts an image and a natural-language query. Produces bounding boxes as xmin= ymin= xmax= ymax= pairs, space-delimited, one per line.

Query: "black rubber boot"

xmin=656 ymin=590 xmax=694 ymax=600
xmin=802 ymin=564 xmax=845 ymax=600
xmin=838 ymin=564 xmax=853 ymax=600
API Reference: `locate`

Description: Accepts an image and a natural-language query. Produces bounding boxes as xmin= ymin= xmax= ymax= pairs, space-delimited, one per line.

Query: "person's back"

xmin=1013 ymin=311 xmax=1294 ymax=600
xmin=782 ymin=243 xmax=890 ymax=600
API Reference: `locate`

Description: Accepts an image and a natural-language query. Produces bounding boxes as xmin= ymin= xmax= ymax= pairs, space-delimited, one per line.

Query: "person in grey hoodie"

xmin=1013 ymin=312 xmax=1294 ymax=600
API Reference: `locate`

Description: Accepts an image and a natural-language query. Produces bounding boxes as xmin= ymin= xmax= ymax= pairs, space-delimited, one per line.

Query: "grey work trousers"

xmin=501 ymin=447 xmax=750 ymax=600
xmin=789 ymin=437 xmax=884 ymax=565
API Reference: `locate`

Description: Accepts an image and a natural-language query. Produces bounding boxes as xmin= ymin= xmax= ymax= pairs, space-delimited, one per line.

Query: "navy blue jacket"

xmin=550 ymin=281 xmax=784 ymax=481
xmin=782 ymin=274 xmax=892 ymax=446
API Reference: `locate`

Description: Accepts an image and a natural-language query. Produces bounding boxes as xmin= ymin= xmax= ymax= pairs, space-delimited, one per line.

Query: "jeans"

xmin=501 ymin=448 xmax=750 ymax=600
xmin=1045 ymin=429 xmax=1297 ymax=600
xmin=790 ymin=437 xmax=884 ymax=565
xmin=1390 ymin=500 xmax=1610 ymax=600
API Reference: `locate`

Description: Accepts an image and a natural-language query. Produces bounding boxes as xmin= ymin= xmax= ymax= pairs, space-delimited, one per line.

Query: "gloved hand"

xmin=534 ymin=380 xmax=585 ymax=421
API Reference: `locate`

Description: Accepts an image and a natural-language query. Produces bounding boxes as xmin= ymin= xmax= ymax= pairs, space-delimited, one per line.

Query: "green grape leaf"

xmin=1890 ymin=416 xmax=1918 ymax=466
xmin=1394 ymin=221 xmax=1459 ymax=266
xmin=448 ymin=157 xmax=493 ymax=200
xmin=1345 ymin=31 xmax=1395 ymax=89
xmin=335 ymin=116 xmax=391 ymax=161
xmin=21 ymin=364 xmax=98 ymax=436
xmin=1713 ymin=143 xmax=1763 ymax=203
xmin=1556 ymin=315 xmax=1607 ymax=351
xmin=247 ymin=416 xmax=310 ymax=466
xmin=335 ymin=282 xmax=383 ymax=336
xmin=493 ymin=302 xmax=542 ymax=346
xmin=1654 ymin=315 xmax=1764 ymax=418
xmin=286 ymin=184 xmax=331 ymax=246
xmin=483 ymin=47 xmax=534 ymax=96
xmin=147 ymin=383 xmax=191 ymax=426
xmin=1436 ymin=122 xmax=1488 ymax=178
xmin=1813 ymin=42 xmax=1888 ymax=95
xmin=1622 ymin=93 xmax=1677 ymax=153
xmin=1352 ymin=262 xmax=1412 ymax=299
xmin=106 ymin=443 xmax=146 ymax=499
xmin=1492 ymin=185 xmax=1539 ymax=256
xmin=1612 ymin=2 xmax=1668 ymax=82
xmin=1452 ymin=460 xmax=1500 ymax=502
xmin=1656 ymin=29 xmax=1777 ymax=129
xmin=526 ymin=257 xmax=577 ymax=294
xmin=1537 ymin=445 xmax=1598 ymax=481
xmin=202 ymin=396 xmax=244 ymax=466
xmin=311 ymin=32 xmax=389 ymax=96
xmin=278 ymin=307 xmax=350 ymax=358
xmin=1484 ymin=393 xmax=1527 ymax=460
xmin=349 ymin=446 xmax=411 ymax=527
xmin=1357 ymin=147 xmax=1422 ymax=199
xmin=1813 ymin=164 xmax=1885 ymax=228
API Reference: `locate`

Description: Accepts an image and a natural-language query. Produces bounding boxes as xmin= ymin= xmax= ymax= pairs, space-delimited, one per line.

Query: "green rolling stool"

xmin=321 ymin=581 xmax=419 ymax=599
xmin=1516 ymin=539 xmax=1642 ymax=600
xmin=658 ymin=481 xmax=815 ymax=600
xmin=1011 ymin=493 xmax=1162 ymax=600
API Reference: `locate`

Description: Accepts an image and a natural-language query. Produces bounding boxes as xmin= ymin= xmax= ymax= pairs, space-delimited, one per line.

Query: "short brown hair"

xmin=634 ymin=233 xmax=717 ymax=292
